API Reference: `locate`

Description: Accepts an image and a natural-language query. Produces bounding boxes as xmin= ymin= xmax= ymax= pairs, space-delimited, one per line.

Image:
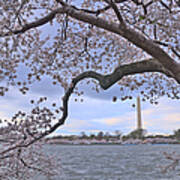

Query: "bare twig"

xmin=55 ymin=0 xmax=66 ymax=6
xmin=56 ymin=0 xmax=127 ymax=17
xmin=162 ymin=152 xmax=180 ymax=173
xmin=172 ymin=48 xmax=180 ymax=59
xmin=159 ymin=0 xmax=172 ymax=13
xmin=104 ymin=0 xmax=125 ymax=25
xmin=154 ymin=40 xmax=180 ymax=59
xmin=0 ymin=8 xmax=64 ymax=37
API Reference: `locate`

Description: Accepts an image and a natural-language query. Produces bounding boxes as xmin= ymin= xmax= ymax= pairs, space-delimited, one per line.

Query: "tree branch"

xmin=154 ymin=40 xmax=180 ymax=59
xmin=0 ymin=8 xmax=65 ymax=37
xmin=104 ymin=0 xmax=125 ymax=25
xmin=20 ymin=158 xmax=48 ymax=174
xmin=162 ymin=152 xmax=180 ymax=173
xmin=63 ymin=5 xmax=180 ymax=83
xmin=0 ymin=58 xmax=174 ymax=155
xmin=55 ymin=0 xmax=127 ymax=16
xmin=1 ymin=3 xmax=180 ymax=84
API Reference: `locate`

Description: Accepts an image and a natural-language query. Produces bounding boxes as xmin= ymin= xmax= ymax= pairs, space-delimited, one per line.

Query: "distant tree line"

xmin=80 ymin=130 xmax=122 ymax=141
xmin=48 ymin=129 xmax=180 ymax=141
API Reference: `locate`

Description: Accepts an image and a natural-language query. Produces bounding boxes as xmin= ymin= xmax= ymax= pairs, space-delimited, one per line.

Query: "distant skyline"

xmin=0 ymin=76 xmax=180 ymax=136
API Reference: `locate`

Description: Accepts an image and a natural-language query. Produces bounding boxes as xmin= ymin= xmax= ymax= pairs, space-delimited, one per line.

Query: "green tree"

xmin=90 ymin=133 xmax=96 ymax=139
xmin=114 ymin=130 xmax=122 ymax=139
xmin=174 ymin=129 xmax=180 ymax=140
xmin=97 ymin=131 xmax=104 ymax=140
xmin=104 ymin=131 xmax=110 ymax=141
xmin=80 ymin=131 xmax=87 ymax=139
xmin=126 ymin=129 xmax=147 ymax=139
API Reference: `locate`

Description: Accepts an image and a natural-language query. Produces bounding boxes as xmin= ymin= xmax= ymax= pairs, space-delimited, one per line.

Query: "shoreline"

xmin=46 ymin=138 xmax=180 ymax=145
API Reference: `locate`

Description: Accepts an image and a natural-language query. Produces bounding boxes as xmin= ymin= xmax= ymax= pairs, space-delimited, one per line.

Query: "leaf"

xmin=139 ymin=15 xmax=145 ymax=21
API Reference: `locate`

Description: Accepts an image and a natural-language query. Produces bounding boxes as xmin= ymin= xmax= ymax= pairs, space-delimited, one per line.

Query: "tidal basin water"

xmin=42 ymin=144 xmax=180 ymax=180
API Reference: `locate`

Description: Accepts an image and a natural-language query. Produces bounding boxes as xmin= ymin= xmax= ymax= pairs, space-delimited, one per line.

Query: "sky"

xmin=0 ymin=75 xmax=180 ymax=136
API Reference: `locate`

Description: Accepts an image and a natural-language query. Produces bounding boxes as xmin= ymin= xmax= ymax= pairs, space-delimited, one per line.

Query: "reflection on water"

xmin=39 ymin=144 xmax=180 ymax=180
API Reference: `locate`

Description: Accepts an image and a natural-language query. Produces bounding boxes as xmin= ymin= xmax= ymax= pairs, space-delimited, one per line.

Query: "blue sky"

xmin=57 ymin=95 xmax=180 ymax=136
xmin=0 ymin=75 xmax=179 ymax=136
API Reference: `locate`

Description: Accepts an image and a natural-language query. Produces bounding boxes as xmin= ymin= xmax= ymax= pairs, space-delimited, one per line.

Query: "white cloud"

xmin=92 ymin=112 xmax=134 ymax=126
xmin=0 ymin=85 xmax=179 ymax=135
xmin=141 ymin=98 xmax=180 ymax=133
xmin=93 ymin=117 xmax=123 ymax=126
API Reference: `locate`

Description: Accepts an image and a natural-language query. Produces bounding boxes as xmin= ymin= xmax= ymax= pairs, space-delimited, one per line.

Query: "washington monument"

xmin=136 ymin=96 xmax=142 ymax=129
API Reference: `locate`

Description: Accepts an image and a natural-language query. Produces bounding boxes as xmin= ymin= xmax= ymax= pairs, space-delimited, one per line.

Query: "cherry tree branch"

xmin=0 ymin=58 xmax=174 ymax=155
xmin=131 ymin=0 xmax=154 ymax=15
xmin=56 ymin=0 xmax=127 ymax=17
xmin=59 ymin=5 xmax=180 ymax=82
xmin=1 ymin=3 xmax=180 ymax=83
xmin=104 ymin=0 xmax=125 ymax=25
xmin=154 ymin=40 xmax=180 ymax=59
xmin=20 ymin=158 xmax=49 ymax=174
xmin=0 ymin=8 xmax=65 ymax=37
xmin=162 ymin=152 xmax=180 ymax=173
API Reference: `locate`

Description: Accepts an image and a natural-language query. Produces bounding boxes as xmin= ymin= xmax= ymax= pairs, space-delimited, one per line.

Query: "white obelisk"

xmin=136 ymin=96 xmax=142 ymax=129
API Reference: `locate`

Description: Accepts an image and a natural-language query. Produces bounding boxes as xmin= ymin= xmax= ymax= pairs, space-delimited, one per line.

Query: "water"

xmin=41 ymin=144 xmax=180 ymax=180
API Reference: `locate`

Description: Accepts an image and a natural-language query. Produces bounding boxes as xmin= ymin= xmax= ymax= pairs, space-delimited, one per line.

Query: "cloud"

xmin=0 ymin=83 xmax=179 ymax=136
xmin=95 ymin=117 xmax=123 ymax=126
xmin=29 ymin=76 xmax=63 ymax=97
xmin=140 ymin=98 xmax=180 ymax=133
xmin=0 ymin=111 xmax=9 ymax=119
xmin=163 ymin=113 xmax=180 ymax=122
xmin=56 ymin=118 xmax=99 ymax=135
xmin=92 ymin=112 xmax=134 ymax=126
xmin=68 ymin=96 xmax=134 ymax=120
xmin=144 ymin=112 xmax=180 ymax=132
xmin=83 ymin=85 xmax=122 ymax=101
